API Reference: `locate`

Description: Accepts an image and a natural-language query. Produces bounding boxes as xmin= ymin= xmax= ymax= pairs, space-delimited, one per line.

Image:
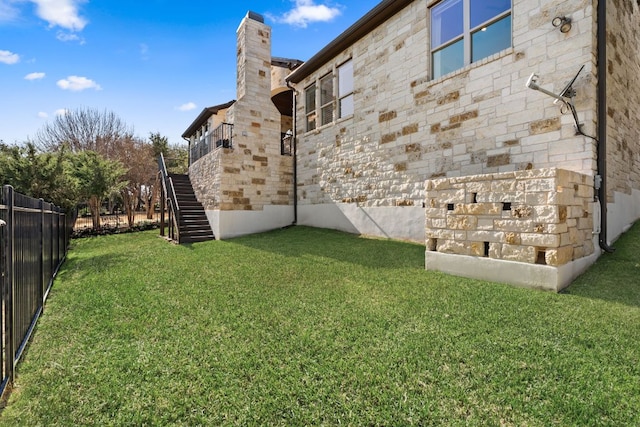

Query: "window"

xmin=431 ymin=0 xmax=511 ymax=79
xmin=305 ymin=83 xmax=316 ymax=131
xmin=303 ymin=63 xmax=354 ymax=132
xmin=338 ymin=59 xmax=354 ymax=118
xmin=320 ymin=73 xmax=334 ymax=126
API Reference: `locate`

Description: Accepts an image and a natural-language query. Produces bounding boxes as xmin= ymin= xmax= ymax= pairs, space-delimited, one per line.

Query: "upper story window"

xmin=338 ymin=59 xmax=354 ymax=118
xmin=431 ymin=0 xmax=511 ymax=80
xmin=303 ymin=60 xmax=354 ymax=132
xmin=320 ymin=73 xmax=334 ymax=126
xmin=305 ymin=82 xmax=317 ymax=131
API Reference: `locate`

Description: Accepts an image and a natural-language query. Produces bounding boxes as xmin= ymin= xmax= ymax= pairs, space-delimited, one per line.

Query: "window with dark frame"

xmin=320 ymin=73 xmax=334 ymax=126
xmin=431 ymin=0 xmax=511 ymax=80
xmin=305 ymin=83 xmax=316 ymax=131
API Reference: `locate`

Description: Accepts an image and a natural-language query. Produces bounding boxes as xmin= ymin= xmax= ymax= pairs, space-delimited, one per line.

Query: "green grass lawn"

xmin=1 ymin=224 xmax=639 ymax=426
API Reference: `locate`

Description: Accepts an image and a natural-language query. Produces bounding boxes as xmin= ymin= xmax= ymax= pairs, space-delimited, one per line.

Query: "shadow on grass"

xmin=55 ymin=251 xmax=132 ymax=283
xmin=229 ymin=225 xmax=426 ymax=270
xmin=564 ymin=221 xmax=640 ymax=308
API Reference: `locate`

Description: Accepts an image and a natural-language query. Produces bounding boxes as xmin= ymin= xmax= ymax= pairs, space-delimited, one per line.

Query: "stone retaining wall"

xmin=425 ymin=168 xmax=594 ymax=267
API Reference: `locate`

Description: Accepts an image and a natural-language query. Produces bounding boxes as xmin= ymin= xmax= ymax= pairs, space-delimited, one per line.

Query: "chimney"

xmin=236 ymin=11 xmax=271 ymax=102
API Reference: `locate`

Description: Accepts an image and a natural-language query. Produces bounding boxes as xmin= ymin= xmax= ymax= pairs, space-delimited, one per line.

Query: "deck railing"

xmin=190 ymin=123 xmax=233 ymax=165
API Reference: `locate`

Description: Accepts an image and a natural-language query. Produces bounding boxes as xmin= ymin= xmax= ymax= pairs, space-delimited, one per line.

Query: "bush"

xmin=71 ymin=221 xmax=158 ymax=239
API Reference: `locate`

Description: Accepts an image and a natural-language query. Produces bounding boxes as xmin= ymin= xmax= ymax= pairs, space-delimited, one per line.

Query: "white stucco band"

xmin=607 ymin=189 xmax=640 ymax=244
xmin=298 ymin=204 xmax=425 ymax=242
xmin=425 ymin=236 xmax=601 ymax=292
xmin=205 ymin=206 xmax=294 ymax=240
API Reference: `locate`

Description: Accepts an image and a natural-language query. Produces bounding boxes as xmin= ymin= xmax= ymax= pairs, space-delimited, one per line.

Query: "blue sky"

xmin=0 ymin=0 xmax=380 ymax=145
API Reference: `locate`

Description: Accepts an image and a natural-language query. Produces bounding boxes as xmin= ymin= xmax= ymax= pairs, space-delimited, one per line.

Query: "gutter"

xmin=597 ymin=0 xmax=615 ymax=253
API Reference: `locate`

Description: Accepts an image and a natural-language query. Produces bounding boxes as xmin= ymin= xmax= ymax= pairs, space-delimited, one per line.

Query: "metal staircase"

xmin=169 ymin=174 xmax=215 ymax=243
xmin=158 ymin=154 xmax=214 ymax=244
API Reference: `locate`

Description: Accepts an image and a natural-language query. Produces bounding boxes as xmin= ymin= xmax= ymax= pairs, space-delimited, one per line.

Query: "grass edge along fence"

xmin=0 ymin=185 xmax=73 ymax=401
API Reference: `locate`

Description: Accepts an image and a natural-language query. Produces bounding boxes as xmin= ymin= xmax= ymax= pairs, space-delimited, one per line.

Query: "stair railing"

xmin=158 ymin=153 xmax=181 ymax=243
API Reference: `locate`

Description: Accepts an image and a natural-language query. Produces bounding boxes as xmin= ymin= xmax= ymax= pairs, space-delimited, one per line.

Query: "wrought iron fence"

xmin=189 ymin=122 xmax=233 ymax=165
xmin=0 ymin=185 xmax=73 ymax=399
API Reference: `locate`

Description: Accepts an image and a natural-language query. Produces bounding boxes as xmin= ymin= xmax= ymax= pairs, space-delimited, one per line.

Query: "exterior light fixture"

xmin=552 ymin=16 xmax=572 ymax=33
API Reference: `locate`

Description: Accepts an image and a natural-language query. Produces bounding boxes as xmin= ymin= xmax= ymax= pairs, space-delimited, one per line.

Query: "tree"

xmin=112 ymin=136 xmax=156 ymax=227
xmin=167 ymin=143 xmax=189 ymax=175
xmin=36 ymin=107 xmax=133 ymax=155
xmin=147 ymin=133 xmax=189 ymax=219
xmin=0 ymin=142 xmax=79 ymax=211
xmin=72 ymin=151 xmax=126 ymax=229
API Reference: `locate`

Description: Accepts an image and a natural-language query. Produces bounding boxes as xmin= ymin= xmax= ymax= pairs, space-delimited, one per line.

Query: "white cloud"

xmin=280 ymin=0 xmax=341 ymax=28
xmin=57 ymin=75 xmax=101 ymax=91
xmin=0 ymin=49 xmax=20 ymax=64
xmin=177 ymin=102 xmax=197 ymax=112
xmin=30 ymin=0 xmax=87 ymax=31
xmin=0 ymin=0 xmax=19 ymax=22
xmin=55 ymin=109 xmax=68 ymax=116
xmin=25 ymin=71 xmax=46 ymax=80
xmin=56 ymin=31 xmax=85 ymax=44
xmin=38 ymin=111 xmax=49 ymax=118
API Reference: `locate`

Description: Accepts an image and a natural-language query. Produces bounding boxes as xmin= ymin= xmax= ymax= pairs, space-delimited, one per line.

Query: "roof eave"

xmin=181 ymin=100 xmax=236 ymax=139
xmin=286 ymin=0 xmax=414 ymax=84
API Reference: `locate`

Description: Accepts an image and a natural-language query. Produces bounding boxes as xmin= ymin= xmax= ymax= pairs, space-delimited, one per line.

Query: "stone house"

xmin=184 ymin=1 xmax=639 ymax=291
xmin=183 ymin=12 xmax=301 ymax=239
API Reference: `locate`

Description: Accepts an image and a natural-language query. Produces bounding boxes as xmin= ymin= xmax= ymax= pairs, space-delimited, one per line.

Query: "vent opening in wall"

xmin=427 ymin=238 xmax=438 ymax=252
xmin=447 ymin=203 xmax=455 ymax=211
xmin=472 ymin=193 xmax=478 ymax=203
xmin=502 ymin=202 xmax=512 ymax=211
xmin=484 ymin=242 xmax=490 ymax=257
xmin=536 ymin=250 xmax=547 ymax=265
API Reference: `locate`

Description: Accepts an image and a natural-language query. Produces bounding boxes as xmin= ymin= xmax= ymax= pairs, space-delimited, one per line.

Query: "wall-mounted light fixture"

xmin=552 ymin=16 xmax=572 ymax=33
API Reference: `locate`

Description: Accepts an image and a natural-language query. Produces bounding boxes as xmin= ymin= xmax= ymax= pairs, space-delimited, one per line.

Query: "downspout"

xmin=596 ymin=0 xmax=615 ymax=252
xmin=287 ymin=80 xmax=298 ymax=225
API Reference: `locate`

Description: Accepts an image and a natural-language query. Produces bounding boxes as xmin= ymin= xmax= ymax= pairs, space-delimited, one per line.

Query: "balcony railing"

xmin=190 ymin=123 xmax=233 ymax=165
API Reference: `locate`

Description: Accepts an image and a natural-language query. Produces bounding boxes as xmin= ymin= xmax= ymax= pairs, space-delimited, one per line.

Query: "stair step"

xmin=163 ymin=173 xmax=215 ymax=243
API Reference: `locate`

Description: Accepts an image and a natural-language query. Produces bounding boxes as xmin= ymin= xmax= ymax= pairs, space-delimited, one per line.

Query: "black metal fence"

xmin=0 ymin=185 xmax=73 ymax=399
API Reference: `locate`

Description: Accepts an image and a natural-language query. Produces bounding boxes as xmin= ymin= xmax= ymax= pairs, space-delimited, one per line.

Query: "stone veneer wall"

xmin=603 ymin=0 xmax=640 ymax=240
xmin=190 ymin=13 xmax=293 ymax=218
xmin=425 ymin=168 xmax=595 ymax=267
xmin=294 ymin=0 xmax=598 ymax=242
xmin=606 ymin=0 xmax=640 ymax=200
xmin=190 ymin=146 xmax=223 ymax=210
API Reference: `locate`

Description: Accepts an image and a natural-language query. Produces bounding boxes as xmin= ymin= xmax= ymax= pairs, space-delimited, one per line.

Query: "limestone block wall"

xmin=190 ymin=12 xmax=294 ymax=216
xmin=605 ymin=0 xmax=640 ymax=201
xmin=425 ymin=168 xmax=595 ymax=267
xmin=294 ymin=0 xmax=599 ymax=242
xmin=218 ymin=103 xmax=293 ymax=212
xmin=190 ymin=147 xmax=223 ymax=210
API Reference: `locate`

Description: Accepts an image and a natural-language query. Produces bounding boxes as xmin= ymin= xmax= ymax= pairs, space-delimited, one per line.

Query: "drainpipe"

xmin=597 ymin=0 xmax=615 ymax=253
xmin=287 ymin=80 xmax=298 ymax=225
